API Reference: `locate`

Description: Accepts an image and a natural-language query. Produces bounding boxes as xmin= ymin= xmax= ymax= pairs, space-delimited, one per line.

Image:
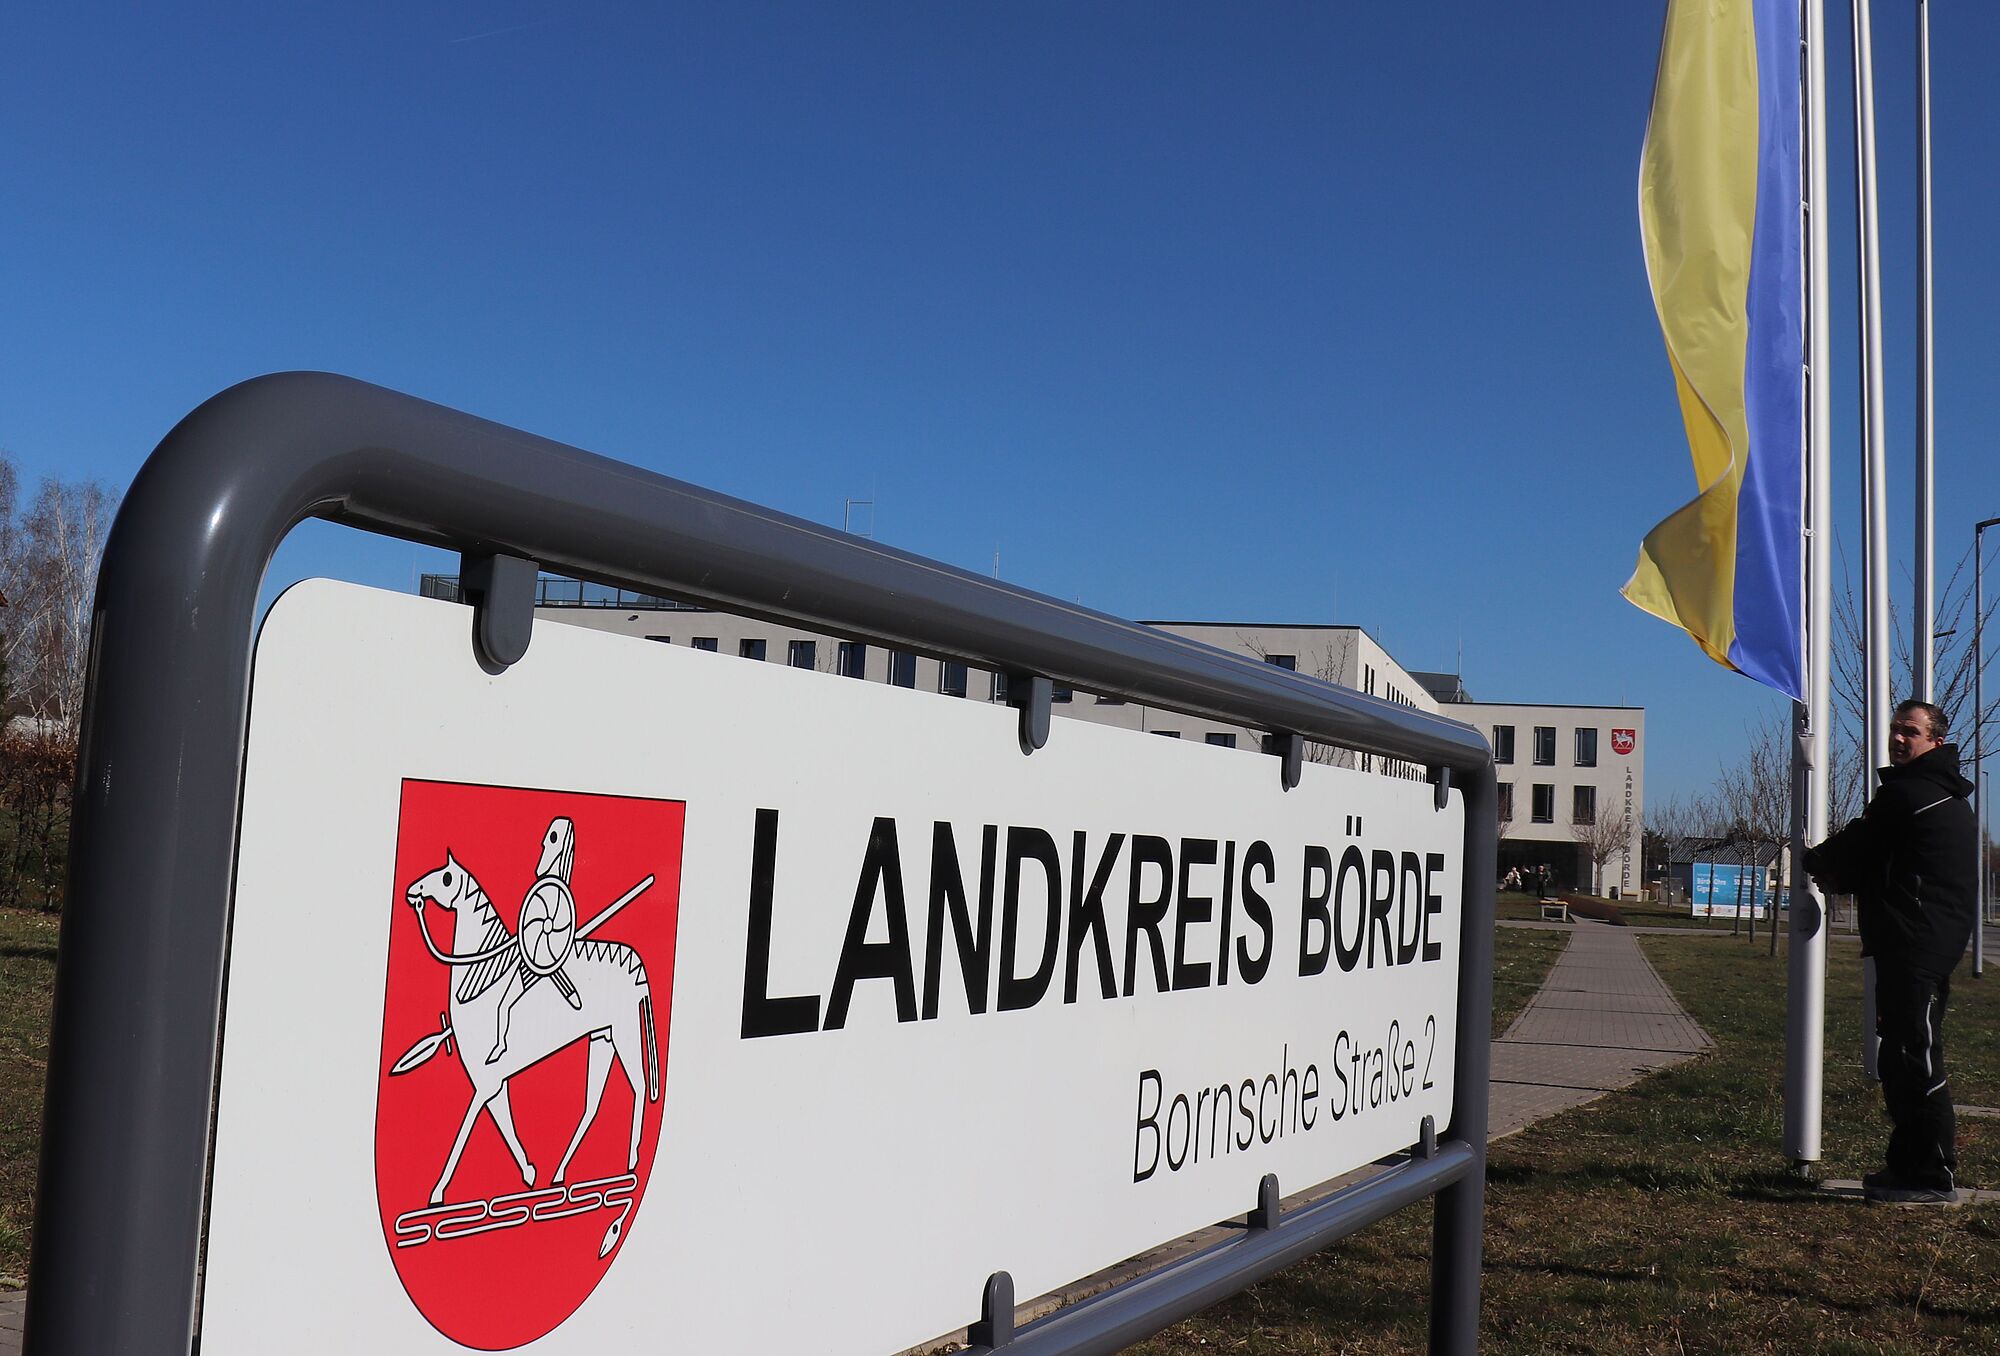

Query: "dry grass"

xmin=0 ymin=907 xmax=56 ymax=1283
xmin=1494 ymin=890 xmax=1789 ymax=932
xmin=1133 ymin=930 xmax=2000 ymax=1355
xmin=1488 ymin=925 xmax=1567 ymax=1035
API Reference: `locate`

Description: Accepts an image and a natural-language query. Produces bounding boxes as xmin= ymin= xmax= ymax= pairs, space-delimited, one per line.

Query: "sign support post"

xmin=33 ymin=374 xmax=1495 ymax=1356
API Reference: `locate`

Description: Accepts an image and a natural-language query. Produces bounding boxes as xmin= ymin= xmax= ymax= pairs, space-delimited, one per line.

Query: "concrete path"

xmin=1488 ymin=922 xmax=1712 ymax=1139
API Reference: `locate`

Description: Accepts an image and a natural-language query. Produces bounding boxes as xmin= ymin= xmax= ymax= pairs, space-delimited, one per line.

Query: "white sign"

xmin=199 ymin=580 xmax=1465 ymax=1355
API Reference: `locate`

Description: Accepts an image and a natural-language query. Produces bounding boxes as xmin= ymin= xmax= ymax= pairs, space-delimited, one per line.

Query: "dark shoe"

xmin=1864 ymin=1171 xmax=1958 ymax=1204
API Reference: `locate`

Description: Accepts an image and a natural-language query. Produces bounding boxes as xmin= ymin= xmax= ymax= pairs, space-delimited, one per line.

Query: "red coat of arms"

xmin=376 ymin=780 xmax=682 ymax=1349
xmin=1611 ymin=729 xmax=1636 ymax=756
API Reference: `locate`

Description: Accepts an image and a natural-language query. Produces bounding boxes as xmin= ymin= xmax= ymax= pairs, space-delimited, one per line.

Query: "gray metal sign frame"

xmin=29 ymin=373 xmax=1496 ymax=1355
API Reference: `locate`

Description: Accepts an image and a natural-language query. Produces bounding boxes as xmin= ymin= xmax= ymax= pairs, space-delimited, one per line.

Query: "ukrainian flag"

xmin=1624 ymin=0 xmax=1804 ymax=702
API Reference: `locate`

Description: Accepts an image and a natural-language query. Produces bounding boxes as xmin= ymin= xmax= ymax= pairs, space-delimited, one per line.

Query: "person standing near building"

xmin=1804 ymin=700 xmax=1977 ymax=1204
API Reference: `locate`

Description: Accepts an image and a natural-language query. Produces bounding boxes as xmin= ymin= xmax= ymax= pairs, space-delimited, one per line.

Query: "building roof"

xmin=1410 ymin=670 xmax=1471 ymax=704
xmin=1137 ymin=620 xmax=1361 ymax=632
xmin=1669 ymin=836 xmax=1786 ymax=868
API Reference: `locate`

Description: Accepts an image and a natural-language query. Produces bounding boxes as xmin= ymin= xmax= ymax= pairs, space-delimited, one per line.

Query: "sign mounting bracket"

xmin=1006 ymin=673 xmax=1053 ymax=754
xmin=458 ymin=551 xmax=538 ymax=672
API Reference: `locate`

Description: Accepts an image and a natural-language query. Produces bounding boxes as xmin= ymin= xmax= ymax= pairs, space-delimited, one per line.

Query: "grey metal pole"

xmin=1853 ymin=0 xmax=1890 ymax=783
xmin=1784 ymin=0 xmax=1834 ymax=1165
xmin=1914 ymin=0 xmax=1935 ymax=700
xmin=1853 ymin=0 xmax=1890 ymax=1079
xmin=1429 ymin=761 xmax=1497 ymax=1356
xmin=1977 ymin=518 xmax=1997 ymax=976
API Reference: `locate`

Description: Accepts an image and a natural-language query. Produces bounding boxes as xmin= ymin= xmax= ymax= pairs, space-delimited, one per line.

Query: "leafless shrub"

xmin=0 ymin=453 xmax=116 ymax=911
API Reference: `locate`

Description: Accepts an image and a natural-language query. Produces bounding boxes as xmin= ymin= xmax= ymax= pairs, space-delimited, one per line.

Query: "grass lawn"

xmin=1134 ymin=930 xmax=2000 ymax=1355
xmin=1496 ymin=890 xmax=1713 ymax=926
xmin=0 ymin=908 xmax=55 ymax=1284
xmin=1489 ymin=924 xmax=1568 ymax=1035
xmin=1495 ymin=890 xmax=1816 ymax=934
xmin=19 ymin=908 xmax=1992 ymax=1352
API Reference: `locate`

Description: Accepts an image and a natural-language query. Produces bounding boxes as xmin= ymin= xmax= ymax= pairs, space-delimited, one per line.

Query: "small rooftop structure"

xmin=1411 ymin=670 xmax=1471 ymax=704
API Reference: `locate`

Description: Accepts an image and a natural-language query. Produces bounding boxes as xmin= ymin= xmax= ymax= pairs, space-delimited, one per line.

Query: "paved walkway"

xmin=1488 ymin=921 xmax=1711 ymax=1139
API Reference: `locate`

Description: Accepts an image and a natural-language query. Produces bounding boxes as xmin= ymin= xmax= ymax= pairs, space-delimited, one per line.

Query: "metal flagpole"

xmin=1852 ymin=0 xmax=1890 ymax=1079
xmin=1977 ymin=518 xmax=1998 ymax=977
xmin=1914 ymin=0 xmax=1935 ymax=700
xmin=1785 ymin=0 xmax=1834 ymax=1167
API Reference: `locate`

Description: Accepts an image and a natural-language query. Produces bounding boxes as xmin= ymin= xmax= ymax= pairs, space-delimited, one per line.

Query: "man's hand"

xmin=1802 ymin=843 xmax=1844 ymax=895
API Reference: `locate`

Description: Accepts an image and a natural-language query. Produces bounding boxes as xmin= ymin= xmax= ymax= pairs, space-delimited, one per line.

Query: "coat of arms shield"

xmin=375 ymin=779 xmax=683 ymax=1349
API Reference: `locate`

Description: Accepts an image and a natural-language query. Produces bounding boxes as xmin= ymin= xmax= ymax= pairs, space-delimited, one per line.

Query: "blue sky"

xmin=5 ymin=3 xmax=1997 ymax=806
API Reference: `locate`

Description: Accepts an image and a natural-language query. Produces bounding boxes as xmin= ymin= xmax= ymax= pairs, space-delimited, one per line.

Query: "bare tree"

xmin=0 ymin=457 xmax=117 ymax=909
xmin=1239 ymin=630 xmax=1358 ymax=769
xmin=1712 ymin=711 xmax=1793 ymax=945
xmin=2 ymin=473 xmax=114 ymax=733
xmin=1645 ymin=791 xmax=1720 ymax=903
xmin=1570 ymin=802 xmax=1627 ymax=896
xmin=1831 ymin=535 xmax=1999 ymax=792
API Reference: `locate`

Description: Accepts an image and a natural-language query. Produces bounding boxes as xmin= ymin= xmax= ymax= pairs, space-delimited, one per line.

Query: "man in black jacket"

xmin=1805 ymin=699 xmax=1977 ymax=1204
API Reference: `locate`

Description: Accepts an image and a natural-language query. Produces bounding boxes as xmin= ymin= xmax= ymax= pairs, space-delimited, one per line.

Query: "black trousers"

xmin=1875 ymin=964 xmax=1957 ymax=1187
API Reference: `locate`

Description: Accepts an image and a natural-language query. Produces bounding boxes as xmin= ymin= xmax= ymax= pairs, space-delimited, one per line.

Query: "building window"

xmin=1265 ymin=654 xmax=1297 ymax=671
xmin=740 ymin=638 xmax=767 ymax=662
xmin=1052 ymin=683 xmax=1073 ymax=704
xmin=838 ymin=641 xmax=867 ymax=678
xmin=890 ymin=651 xmax=916 ymax=688
xmin=1533 ymin=726 xmax=1556 ymax=765
xmin=1574 ymin=727 xmax=1598 ymax=767
xmin=645 ymin=634 xmax=671 ymax=644
xmin=1365 ymin=665 xmax=1376 ymax=695
xmin=940 ymin=662 xmax=967 ymax=697
xmin=1492 ymin=725 xmax=1514 ymax=764
xmin=788 ymin=640 xmax=817 ymax=670
xmin=1205 ymin=733 xmax=1237 ymax=748
xmin=692 ymin=636 xmax=718 ymax=652
xmin=1573 ymin=786 xmax=1597 ymax=824
xmin=1497 ymin=783 xmax=1514 ymax=823
xmin=1096 ymin=694 xmax=1125 ymax=706
xmin=1154 ymin=730 xmax=1181 ymax=739
xmin=1531 ymin=784 xmax=1555 ymax=823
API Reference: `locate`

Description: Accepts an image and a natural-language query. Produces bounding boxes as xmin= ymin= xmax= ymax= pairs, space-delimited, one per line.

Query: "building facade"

xmin=1454 ymin=701 xmax=1646 ymax=897
xmin=419 ymin=576 xmax=1642 ymax=892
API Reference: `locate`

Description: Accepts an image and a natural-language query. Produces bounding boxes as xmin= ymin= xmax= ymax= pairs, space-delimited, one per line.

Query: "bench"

xmin=1539 ymin=902 xmax=1571 ymax=923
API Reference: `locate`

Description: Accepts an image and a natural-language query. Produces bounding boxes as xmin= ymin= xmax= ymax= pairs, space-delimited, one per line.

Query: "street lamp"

xmin=1976 ymin=516 xmax=2000 ymax=977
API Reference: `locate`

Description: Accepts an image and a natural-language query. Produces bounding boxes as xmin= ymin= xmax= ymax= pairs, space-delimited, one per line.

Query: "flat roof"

xmin=1139 ymin=621 xmax=1360 ymax=631
xmin=1458 ymin=701 xmax=1645 ymax=711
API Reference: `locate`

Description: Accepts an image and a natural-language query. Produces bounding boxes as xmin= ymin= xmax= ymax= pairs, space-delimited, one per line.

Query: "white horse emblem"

xmin=394 ymin=814 xmax=662 ymax=1231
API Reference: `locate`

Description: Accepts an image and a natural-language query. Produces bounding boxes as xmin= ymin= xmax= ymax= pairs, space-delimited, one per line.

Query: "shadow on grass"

xmin=0 ymin=942 xmax=57 ymax=963
xmin=1754 ymin=1277 xmax=2000 ymax=1324
xmin=1490 ymin=1158 xmax=1845 ymax=1204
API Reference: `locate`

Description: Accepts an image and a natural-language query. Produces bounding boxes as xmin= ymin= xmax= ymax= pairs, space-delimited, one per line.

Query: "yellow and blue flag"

xmin=1623 ymin=0 xmax=1804 ymax=702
